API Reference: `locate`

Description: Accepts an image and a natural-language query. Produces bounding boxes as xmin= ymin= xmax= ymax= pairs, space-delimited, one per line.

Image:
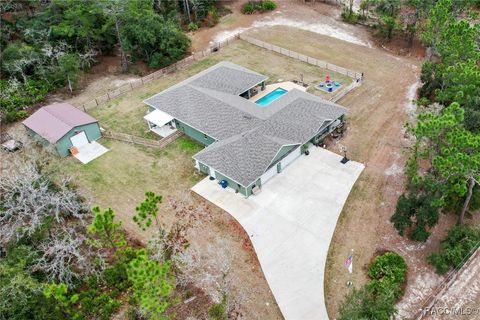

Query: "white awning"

xmin=143 ymin=109 xmax=174 ymax=127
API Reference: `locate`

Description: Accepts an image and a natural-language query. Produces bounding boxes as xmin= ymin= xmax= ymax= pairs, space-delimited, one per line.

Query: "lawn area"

xmin=87 ymin=39 xmax=351 ymax=138
xmin=54 ymin=136 xmax=204 ymax=235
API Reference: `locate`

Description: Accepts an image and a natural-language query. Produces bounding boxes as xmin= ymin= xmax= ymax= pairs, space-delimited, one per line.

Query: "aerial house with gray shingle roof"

xmin=144 ymin=61 xmax=347 ymax=197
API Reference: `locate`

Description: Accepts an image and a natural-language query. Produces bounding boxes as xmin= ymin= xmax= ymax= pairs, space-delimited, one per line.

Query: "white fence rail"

xmin=79 ymin=34 xmax=242 ymax=112
xmin=79 ymin=32 xmax=363 ymax=112
xmin=239 ymin=34 xmax=363 ymax=80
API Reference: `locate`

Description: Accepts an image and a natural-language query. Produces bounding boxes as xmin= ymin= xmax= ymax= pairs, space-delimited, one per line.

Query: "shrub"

xmin=208 ymin=294 xmax=228 ymax=320
xmin=4 ymin=110 xmax=28 ymax=123
xmin=188 ymin=22 xmax=199 ymax=32
xmin=242 ymin=2 xmax=254 ymax=14
xmin=78 ymin=288 xmax=121 ymax=320
xmin=339 ymin=286 xmax=396 ymax=320
xmin=378 ymin=15 xmax=397 ymax=39
xmin=204 ymin=6 xmax=220 ymax=27
xmin=0 ymin=79 xmax=52 ymax=122
xmin=428 ymin=225 xmax=480 ymax=274
xmin=243 ymin=0 xmax=276 ymax=13
xmin=258 ymin=0 xmax=276 ymax=10
xmin=368 ymin=252 xmax=407 ymax=299
xmin=341 ymin=8 xmax=359 ymax=24
xmin=464 ymin=108 xmax=480 ymax=133
xmin=104 ymin=262 xmax=130 ymax=290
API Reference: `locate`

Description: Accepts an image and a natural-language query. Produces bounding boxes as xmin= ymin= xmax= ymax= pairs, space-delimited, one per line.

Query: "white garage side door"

xmin=70 ymin=131 xmax=89 ymax=147
xmin=209 ymin=166 xmax=216 ymax=178
xmin=281 ymin=146 xmax=302 ymax=169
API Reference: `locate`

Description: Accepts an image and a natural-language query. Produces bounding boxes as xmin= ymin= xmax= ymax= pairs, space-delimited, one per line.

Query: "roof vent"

xmin=243 ymin=115 xmax=252 ymax=120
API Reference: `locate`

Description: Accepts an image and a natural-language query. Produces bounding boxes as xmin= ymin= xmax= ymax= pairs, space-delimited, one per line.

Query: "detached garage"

xmin=23 ymin=103 xmax=102 ymax=157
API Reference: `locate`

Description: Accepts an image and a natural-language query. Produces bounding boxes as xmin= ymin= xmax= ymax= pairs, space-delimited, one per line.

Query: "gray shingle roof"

xmin=190 ymin=66 xmax=267 ymax=95
xmin=144 ymin=62 xmax=347 ymax=187
xmin=144 ymin=85 xmax=263 ymax=140
xmin=258 ymin=90 xmax=347 ymax=143
xmin=193 ymin=129 xmax=289 ymax=186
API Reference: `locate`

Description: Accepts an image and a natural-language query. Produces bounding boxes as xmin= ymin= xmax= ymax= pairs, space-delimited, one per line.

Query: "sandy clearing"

xmin=212 ymin=15 xmax=372 ymax=47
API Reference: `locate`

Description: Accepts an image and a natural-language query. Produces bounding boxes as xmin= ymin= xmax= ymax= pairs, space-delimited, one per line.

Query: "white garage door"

xmin=261 ymin=164 xmax=278 ymax=185
xmin=282 ymin=146 xmax=302 ymax=169
xmin=70 ymin=131 xmax=89 ymax=147
xmin=261 ymin=146 xmax=302 ymax=186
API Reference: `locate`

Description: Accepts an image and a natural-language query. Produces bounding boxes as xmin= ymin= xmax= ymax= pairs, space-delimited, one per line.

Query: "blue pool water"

xmin=255 ymin=88 xmax=288 ymax=106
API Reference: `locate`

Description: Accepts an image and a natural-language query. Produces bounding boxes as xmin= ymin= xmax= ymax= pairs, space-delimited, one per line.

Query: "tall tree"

xmin=433 ymin=127 xmax=480 ymax=224
xmin=392 ymin=103 xmax=480 ymax=241
xmin=133 ymin=191 xmax=163 ymax=232
xmin=88 ymin=207 xmax=126 ymax=254
xmin=47 ymin=0 xmax=111 ymax=53
xmin=57 ymin=53 xmax=80 ymax=95
xmin=127 ymin=250 xmax=175 ymax=319
xmin=421 ymin=0 xmax=454 ymax=57
xmin=101 ymin=0 xmax=129 ymax=72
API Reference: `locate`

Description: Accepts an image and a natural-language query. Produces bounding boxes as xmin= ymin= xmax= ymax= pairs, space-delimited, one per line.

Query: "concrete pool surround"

xmin=250 ymin=81 xmax=307 ymax=104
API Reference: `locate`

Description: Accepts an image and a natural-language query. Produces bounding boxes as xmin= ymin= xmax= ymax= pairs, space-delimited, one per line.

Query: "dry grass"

xmin=54 ymin=137 xmax=204 ymax=235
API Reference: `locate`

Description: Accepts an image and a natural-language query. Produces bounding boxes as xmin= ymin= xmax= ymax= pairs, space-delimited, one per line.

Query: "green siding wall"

xmin=56 ymin=122 xmax=102 ymax=157
xmin=174 ymin=119 xmax=215 ymax=146
xmin=198 ymin=162 xmax=210 ymax=175
xmin=25 ymin=127 xmax=50 ymax=147
xmin=214 ymin=171 xmax=248 ymax=197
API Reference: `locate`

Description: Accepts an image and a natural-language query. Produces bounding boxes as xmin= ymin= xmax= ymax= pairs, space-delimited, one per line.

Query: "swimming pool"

xmin=255 ymin=88 xmax=287 ymax=106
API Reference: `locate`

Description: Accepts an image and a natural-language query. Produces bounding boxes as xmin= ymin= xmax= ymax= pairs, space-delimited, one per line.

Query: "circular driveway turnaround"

xmin=192 ymin=147 xmax=364 ymax=320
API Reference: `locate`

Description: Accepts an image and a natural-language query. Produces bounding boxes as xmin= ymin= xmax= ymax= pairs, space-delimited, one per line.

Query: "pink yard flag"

xmin=344 ymin=253 xmax=353 ymax=274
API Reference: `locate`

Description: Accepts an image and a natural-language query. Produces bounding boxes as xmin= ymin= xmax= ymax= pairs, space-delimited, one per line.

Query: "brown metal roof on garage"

xmin=22 ymin=103 xmax=97 ymax=143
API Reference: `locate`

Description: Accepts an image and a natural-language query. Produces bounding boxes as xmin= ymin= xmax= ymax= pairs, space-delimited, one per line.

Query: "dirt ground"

xmin=422 ymin=249 xmax=480 ymax=320
xmin=190 ymin=1 xmax=373 ymax=51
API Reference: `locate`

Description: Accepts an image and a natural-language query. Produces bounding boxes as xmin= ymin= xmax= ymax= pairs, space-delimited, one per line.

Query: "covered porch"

xmin=144 ymin=109 xmax=177 ymax=138
xmin=239 ymin=80 xmax=266 ymax=99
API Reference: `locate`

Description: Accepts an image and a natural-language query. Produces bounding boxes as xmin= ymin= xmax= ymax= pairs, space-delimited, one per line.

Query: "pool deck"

xmin=251 ymin=81 xmax=307 ymax=101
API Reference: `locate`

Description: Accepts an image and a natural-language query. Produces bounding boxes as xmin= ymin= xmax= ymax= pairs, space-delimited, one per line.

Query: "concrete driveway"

xmin=192 ymin=147 xmax=364 ymax=320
